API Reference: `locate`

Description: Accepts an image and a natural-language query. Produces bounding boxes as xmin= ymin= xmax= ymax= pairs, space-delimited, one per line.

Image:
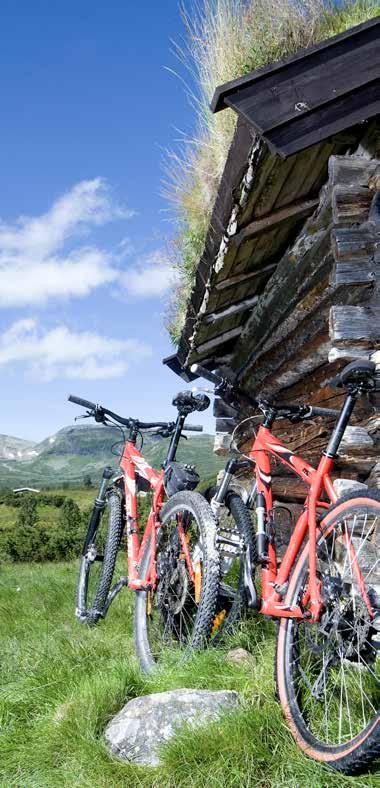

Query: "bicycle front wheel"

xmin=134 ymin=491 xmax=219 ymax=673
xmin=76 ymin=490 xmax=123 ymax=625
xmin=211 ymin=493 xmax=257 ymax=643
xmin=276 ymin=490 xmax=380 ymax=774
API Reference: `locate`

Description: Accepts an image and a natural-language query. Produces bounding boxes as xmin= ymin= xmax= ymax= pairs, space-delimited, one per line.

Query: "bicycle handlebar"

xmin=190 ymin=367 xmax=341 ymax=421
xmin=68 ymin=394 xmax=97 ymax=411
xmin=68 ymin=395 xmax=179 ymax=431
xmin=190 ymin=363 xmax=222 ymax=385
xmin=308 ymin=406 xmax=340 ymax=418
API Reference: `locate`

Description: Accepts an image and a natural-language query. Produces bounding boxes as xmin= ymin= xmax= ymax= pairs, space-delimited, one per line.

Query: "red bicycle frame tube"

xmin=249 ymin=425 xmax=372 ymax=622
xmin=119 ymin=440 xmax=165 ymax=591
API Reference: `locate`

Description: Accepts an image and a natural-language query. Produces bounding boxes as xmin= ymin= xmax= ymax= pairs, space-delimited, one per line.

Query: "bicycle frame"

xmin=249 ymin=425 xmax=373 ymax=623
xmin=119 ymin=440 xmax=195 ymax=592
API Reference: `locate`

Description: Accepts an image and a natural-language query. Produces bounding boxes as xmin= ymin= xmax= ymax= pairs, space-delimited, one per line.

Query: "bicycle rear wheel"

xmin=134 ymin=491 xmax=219 ymax=672
xmin=276 ymin=490 xmax=380 ymax=773
xmin=76 ymin=490 xmax=123 ymax=625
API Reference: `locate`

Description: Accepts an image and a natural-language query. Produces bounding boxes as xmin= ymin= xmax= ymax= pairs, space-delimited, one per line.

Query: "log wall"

xmin=213 ymin=143 xmax=380 ymax=502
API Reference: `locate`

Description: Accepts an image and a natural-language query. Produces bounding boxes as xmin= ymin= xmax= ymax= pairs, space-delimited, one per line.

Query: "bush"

xmin=0 ymin=497 xmax=86 ymax=563
xmin=17 ymin=497 xmax=38 ymax=529
xmin=0 ymin=492 xmax=67 ymax=508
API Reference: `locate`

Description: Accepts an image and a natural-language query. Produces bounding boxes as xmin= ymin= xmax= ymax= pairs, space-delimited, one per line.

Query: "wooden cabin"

xmin=164 ymin=17 xmax=380 ymax=503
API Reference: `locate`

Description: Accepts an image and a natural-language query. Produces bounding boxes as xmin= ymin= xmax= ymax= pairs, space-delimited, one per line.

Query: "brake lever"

xmin=74 ymin=410 xmax=93 ymax=422
xmin=151 ymin=427 xmax=174 ymax=439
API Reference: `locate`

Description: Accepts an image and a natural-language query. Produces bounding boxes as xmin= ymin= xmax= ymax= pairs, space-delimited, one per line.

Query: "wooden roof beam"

xmin=203 ymin=294 xmax=259 ymax=325
xmin=232 ymin=197 xmax=319 ymax=247
xmin=191 ymin=327 xmax=242 ymax=359
xmin=215 ymin=262 xmax=277 ymax=292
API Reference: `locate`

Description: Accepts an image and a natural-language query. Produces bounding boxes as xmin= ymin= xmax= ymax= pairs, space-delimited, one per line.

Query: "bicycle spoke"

xmin=145 ymin=510 xmax=206 ymax=660
xmin=286 ymin=506 xmax=379 ymax=747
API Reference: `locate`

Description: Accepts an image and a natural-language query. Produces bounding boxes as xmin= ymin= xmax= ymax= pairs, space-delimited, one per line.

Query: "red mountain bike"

xmin=69 ymin=391 xmax=219 ymax=672
xmin=191 ymin=360 xmax=379 ymax=774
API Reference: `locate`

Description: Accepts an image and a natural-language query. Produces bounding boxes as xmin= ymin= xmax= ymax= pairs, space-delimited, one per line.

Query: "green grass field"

xmin=0 ymin=559 xmax=378 ymax=787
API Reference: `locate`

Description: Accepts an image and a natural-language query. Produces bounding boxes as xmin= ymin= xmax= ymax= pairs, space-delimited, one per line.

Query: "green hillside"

xmin=0 ymin=425 xmax=225 ymax=489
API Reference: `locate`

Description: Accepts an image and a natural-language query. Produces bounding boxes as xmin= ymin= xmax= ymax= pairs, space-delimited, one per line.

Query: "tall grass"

xmin=164 ymin=0 xmax=380 ymax=343
xmin=1 ymin=561 xmax=378 ymax=786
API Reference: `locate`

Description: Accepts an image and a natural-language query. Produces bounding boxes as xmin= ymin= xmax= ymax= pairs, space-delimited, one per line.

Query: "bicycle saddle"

xmin=329 ymin=360 xmax=376 ymax=390
xmin=172 ymin=390 xmax=210 ymax=413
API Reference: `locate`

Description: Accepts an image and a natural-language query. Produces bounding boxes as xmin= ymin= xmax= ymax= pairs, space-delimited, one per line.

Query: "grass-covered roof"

xmin=165 ymin=0 xmax=380 ymax=344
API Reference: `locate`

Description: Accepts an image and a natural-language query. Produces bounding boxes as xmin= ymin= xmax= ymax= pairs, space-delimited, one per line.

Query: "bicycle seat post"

xmin=324 ymin=387 xmax=359 ymax=459
xmin=164 ymin=411 xmax=186 ymax=467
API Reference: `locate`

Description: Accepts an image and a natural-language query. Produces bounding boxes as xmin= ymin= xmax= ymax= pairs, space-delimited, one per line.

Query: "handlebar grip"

xmin=68 ymin=394 xmax=97 ymax=411
xmin=190 ymin=363 xmax=222 ymax=385
xmin=184 ymin=424 xmax=203 ymax=432
xmin=310 ymin=406 xmax=340 ymax=418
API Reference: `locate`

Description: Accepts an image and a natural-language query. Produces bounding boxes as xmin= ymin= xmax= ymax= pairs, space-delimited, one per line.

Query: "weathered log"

xmin=333 ymin=478 xmax=368 ymax=497
xmin=332 ymin=261 xmax=376 ymax=287
xmin=328 ymin=346 xmax=372 ymax=362
xmin=234 ymin=230 xmax=333 ymax=376
xmin=335 ymin=455 xmax=377 ymax=476
xmin=369 ymin=191 xmax=380 ymax=227
xmin=239 ymin=270 xmax=373 ymax=395
xmin=366 ymin=462 xmax=380 ymax=489
xmin=272 ymin=476 xmax=309 ymax=503
xmin=329 ymin=304 xmax=380 ymax=345
xmin=213 ymin=398 xmax=238 ymax=419
xmin=339 ymin=426 xmax=374 ymax=454
xmin=328 ymin=155 xmax=378 ymax=188
xmin=368 ymin=165 xmax=380 ymax=192
xmin=331 ymin=226 xmax=377 ymax=262
xmin=230 ymin=177 xmax=334 ymax=375
xmin=332 ymin=185 xmax=373 ymax=225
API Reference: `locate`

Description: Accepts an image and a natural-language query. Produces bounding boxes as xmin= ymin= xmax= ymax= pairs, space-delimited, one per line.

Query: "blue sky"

xmin=0 ymin=1 xmax=214 ymax=440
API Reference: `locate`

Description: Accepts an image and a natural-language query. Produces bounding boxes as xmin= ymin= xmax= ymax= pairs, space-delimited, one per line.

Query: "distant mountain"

xmin=0 ymin=434 xmax=38 ymax=461
xmin=0 ymin=424 xmax=225 ymax=488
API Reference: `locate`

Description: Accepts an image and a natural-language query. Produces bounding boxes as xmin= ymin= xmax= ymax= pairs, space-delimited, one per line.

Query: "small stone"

xmin=104 ymin=688 xmax=239 ymax=766
xmin=226 ymin=647 xmax=253 ymax=666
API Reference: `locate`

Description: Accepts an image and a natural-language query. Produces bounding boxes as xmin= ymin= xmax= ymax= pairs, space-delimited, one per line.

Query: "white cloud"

xmin=0 ymin=319 xmax=151 ymax=381
xmin=120 ymin=250 xmax=180 ymax=298
xmin=0 ymin=179 xmax=134 ymax=307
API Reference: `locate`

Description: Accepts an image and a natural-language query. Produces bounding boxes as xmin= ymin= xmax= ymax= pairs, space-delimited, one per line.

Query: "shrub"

xmin=0 ymin=492 xmax=67 ymax=508
xmin=0 ymin=497 xmax=86 ymax=563
xmin=17 ymin=496 xmax=38 ymax=529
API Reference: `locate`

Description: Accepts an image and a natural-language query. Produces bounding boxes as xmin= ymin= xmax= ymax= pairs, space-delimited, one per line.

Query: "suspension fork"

xmin=210 ymin=457 xmax=253 ymax=516
xmin=82 ymin=466 xmax=114 ymax=553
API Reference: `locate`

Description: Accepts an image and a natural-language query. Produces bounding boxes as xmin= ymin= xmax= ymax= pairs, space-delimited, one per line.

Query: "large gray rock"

xmin=104 ymin=688 xmax=239 ymax=766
